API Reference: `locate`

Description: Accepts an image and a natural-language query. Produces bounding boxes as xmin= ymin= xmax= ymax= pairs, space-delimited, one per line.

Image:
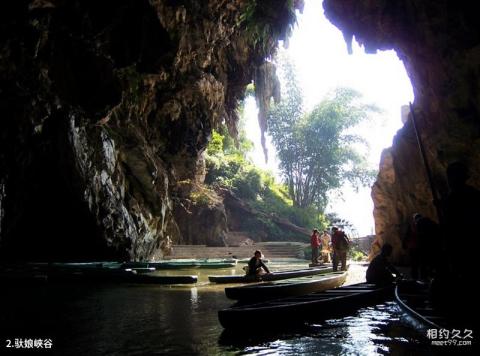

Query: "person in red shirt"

xmin=310 ymin=229 xmax=321 ymax=265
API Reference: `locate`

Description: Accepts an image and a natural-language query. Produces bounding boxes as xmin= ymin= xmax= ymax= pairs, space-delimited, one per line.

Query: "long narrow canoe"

xmin=48 ymin=269 xmax=197 ymax=284
xmin=218 ymin=282 xmax=394 ymax=329
xmin=394 ymin=280 xmax=448 ymax=333
xmin=2 ymin=264 xmax=195 ymax=285
xmin=122 ymin=260 xmax=237 ymax=270
xmin=225 ymin=271 xmax=347 ymax=301
xmin=195 ymin=261 xmax=237 ymax=269
xmin=209 ymin=265 xmax=333 ymax=284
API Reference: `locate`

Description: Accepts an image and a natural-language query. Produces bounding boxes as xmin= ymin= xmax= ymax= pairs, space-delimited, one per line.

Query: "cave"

xmin=1 ymin=0 xmax=479 ymax=265
xmin=1 ymin=1 xmax=479 ymax=354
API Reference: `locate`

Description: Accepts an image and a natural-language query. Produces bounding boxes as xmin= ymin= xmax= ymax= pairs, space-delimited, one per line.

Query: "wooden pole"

xmin=409 ymin=102 xmax=443 ymax=222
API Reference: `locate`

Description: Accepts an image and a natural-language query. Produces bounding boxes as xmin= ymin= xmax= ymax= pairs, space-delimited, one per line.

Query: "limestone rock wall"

xmin=0 ymin=0 xmax=300 ymax=261
xmin=324 ymin=0 xmax=480 ymax=261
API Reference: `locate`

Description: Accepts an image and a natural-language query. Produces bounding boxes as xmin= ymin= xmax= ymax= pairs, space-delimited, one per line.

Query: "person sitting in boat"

xmin=366 ymin=243 xmax=401 ymax=285
xmin=246 ymin=250 xmax=270 ymax=277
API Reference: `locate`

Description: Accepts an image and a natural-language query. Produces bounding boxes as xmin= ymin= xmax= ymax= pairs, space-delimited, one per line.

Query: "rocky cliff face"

xmin=324 ymin=0 xmax=480 ymax=261
xmin=4 ymin=0 xmax=477 ymax=262
xmin=0 ymin=0 xmax=301 ymax=261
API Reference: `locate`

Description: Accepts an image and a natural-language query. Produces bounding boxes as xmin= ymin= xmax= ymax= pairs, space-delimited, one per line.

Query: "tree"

xmin=267 ymin=56 xmax=377 ymax=210
xmin=325 ymin=212 xmax=359 ymax=239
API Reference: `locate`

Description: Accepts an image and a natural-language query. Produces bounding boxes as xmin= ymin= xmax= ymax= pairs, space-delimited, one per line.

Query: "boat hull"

xmin=218 ymin=282 xmax=394 ymax=329
xmin=209 ymin=265 xmax=333 ymax=284
xmin=394 ymin=280 xmax=449 ymax=334
xmin=225 ymin=271 xmax=347 ymax=301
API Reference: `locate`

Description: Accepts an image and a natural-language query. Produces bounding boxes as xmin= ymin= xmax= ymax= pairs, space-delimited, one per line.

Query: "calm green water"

xmin=0 ymin=262 xmax=450 ymax=355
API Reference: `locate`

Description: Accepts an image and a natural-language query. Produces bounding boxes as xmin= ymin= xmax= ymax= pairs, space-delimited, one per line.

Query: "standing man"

xmin=331 ymin=227 xmax=349 ymax=271
xmin=310 ymin=229 xmax=321 ymax=265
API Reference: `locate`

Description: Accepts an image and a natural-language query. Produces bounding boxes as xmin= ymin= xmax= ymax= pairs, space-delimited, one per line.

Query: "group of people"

xmin=245 ymin=161 xmax=478 ymax=310
xmin=310 ymin=227 xmax=350 ymax=271
xmin=245 ymin=224 xmax=352 ymax=278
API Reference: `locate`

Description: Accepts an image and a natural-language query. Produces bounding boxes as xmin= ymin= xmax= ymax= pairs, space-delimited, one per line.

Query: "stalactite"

xmin=254 ymin=61 xmax=281 ymax=162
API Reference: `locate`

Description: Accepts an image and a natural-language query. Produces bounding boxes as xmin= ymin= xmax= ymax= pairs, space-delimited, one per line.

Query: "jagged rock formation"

xmin=324 ymin=0 xmax=480 ymax=261
xmin=0 ymin=0 xmax=301 ymax=261
xmin=5 ymin=0 xmax=478 ymax=263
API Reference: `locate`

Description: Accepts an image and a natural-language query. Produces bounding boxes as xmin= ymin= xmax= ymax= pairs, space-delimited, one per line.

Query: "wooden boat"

xmin=2 ymin=263 xmax=196 ymax=285
xmin=194 ymin=260 xmax=237 ymax=269
xmin=218 ymin=282 xmax=394 ymax=329
xmin=48 ymin=268 xmax=197 ymax=284
xmin=225 ymin=271 xmax=347 ymax=301
xmin=394 ymin=280 xmax=448 ymax=334
xmin=122 ymin=259 xmax=236 ymax=270
xmin=122 ymin=261 xmax=198 ymax=270
xmin=209 ymin=265 xmax=333 ymax=284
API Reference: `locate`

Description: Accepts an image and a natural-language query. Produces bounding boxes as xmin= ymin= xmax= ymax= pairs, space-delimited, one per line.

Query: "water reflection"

xmin=190 ymin=287 xmax=199 ymax=309
xmin=218 ymin=303 xmax=436 ymax=356
xmin=0 ymin=262 xmax=449 ymax=355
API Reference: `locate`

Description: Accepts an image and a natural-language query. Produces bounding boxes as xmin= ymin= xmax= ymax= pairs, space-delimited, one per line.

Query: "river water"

xmin=1 ymin=261 xmax=455 ymax=355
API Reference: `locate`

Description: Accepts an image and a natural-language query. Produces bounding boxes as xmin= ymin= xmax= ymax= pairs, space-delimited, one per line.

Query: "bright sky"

xmin=244 ymin=0 xmax=413 ymax=236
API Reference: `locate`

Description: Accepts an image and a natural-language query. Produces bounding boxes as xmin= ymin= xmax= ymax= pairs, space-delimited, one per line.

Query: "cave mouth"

xmin=244 ymin=0 xmax=414 ymax=237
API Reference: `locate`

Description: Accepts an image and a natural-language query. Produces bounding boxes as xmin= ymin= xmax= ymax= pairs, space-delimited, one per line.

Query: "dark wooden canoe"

xmin=225 ymin=271 xmax=347 ymax=301
xmin=48 ymin=268 xmax=197 ymax=284
xmin=218 ymin=282 xmax=394 ymax=329
xmin=195 ymin=261 xmax=237 ymax=269
xmin=2 ymin=263 xmax=196 ymax=285
xmin=394 ymin=280 xmax=448 ymax=333
xmin=209 ymin=265 xmax=333 ymax=284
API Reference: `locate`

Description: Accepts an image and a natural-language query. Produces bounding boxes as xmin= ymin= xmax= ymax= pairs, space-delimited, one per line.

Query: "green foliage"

xmin=189 ymin=187 xmax=219 ymax=206
xmin=238 ymin=0 xmax=299 ymax=57
xmin=206 ymin=131 xmax=224 ymax=156
xmin=326 ymin=213 xmax=359 ymax=239
xmin=267 ymin=54 xmax=378 ymax=210
xmin=245 ymin=82 xmax=256 ymax=97
xmin=348 ymin=245 xmax=368 ymax=262
xmin=232 ymin=169 xmax=262 ymax=200
xmin=205 ymin=120 xmax=327 ymax=241
xmin=303 ymin=245 xmax=312 ymax=260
